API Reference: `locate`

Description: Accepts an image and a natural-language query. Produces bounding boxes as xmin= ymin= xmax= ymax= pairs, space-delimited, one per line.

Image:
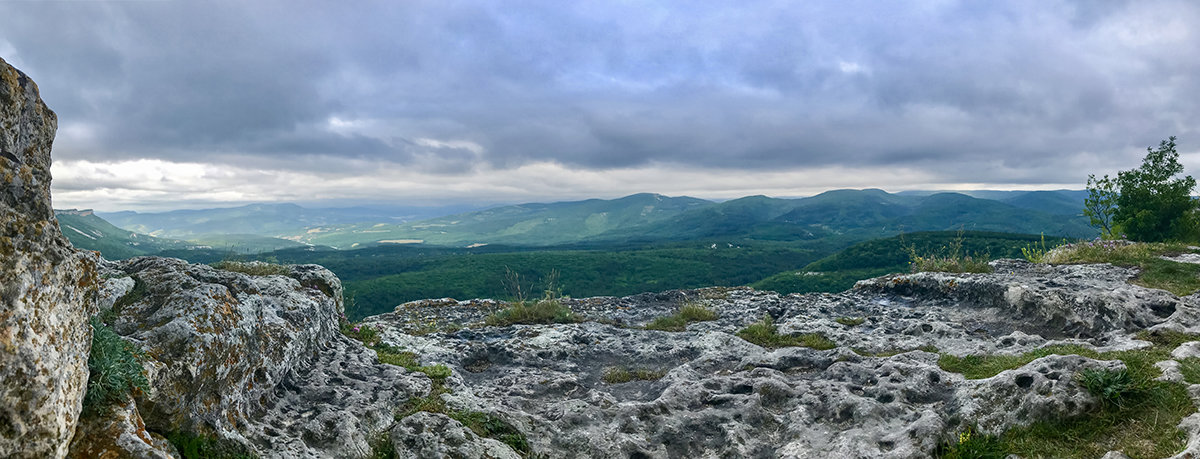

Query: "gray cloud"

xmin=3 ymin=0 xmax=1199 ymax=203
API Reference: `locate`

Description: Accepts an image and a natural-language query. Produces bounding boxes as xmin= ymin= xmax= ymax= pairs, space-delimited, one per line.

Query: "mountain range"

xmin=66 ymin=189 xmax=1096 ymax=253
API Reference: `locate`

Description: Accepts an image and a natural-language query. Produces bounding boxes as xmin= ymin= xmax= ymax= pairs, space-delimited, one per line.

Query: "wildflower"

xmin=352 ymin=326 xmax=360 ymax=332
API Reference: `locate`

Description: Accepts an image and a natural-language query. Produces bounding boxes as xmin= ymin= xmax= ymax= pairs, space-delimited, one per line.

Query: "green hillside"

xmin=297 ymin=193 xmax=713 ymax=248
xmin=751 ymin=231 xmax=1049 ymax=295
xmin=55 ymin=210 xmax=193 ymax=259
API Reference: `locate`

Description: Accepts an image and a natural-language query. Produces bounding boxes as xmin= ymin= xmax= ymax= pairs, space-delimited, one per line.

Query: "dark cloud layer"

xmin=2 ymin=0 xmax=1198 ymax=189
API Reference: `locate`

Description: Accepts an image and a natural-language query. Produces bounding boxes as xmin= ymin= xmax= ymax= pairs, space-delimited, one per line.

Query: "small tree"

xmin=1113 ymin=137 xmax=1197 ymax=242
xmin=1084 ymin=173 xmax=1118 ymax=238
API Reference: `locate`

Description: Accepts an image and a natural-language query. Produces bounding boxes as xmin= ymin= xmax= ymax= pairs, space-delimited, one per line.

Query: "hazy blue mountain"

xmin=98 ymin=203 xmax=475 ymax=239
xmin=55 ymin=210 xmax=193 ymax=259
xmin=1002 ymin=190 xmax=1088 ymax=215
xmin=297 ymin=193 xmax=714 ymax=248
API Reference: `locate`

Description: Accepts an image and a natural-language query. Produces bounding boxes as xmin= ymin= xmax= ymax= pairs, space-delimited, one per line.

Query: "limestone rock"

xmin=66 ymin=398 xmax=175 ymax=459
xmin=392 ymin=412 xmax=521 ymax=459
xmin=102 ymin=256 xmax=428 ymax=457
xmin=0 ymin=56 xmax=99 ymax=458
xmin=361 ymin=260 xmax=1200 ymax=457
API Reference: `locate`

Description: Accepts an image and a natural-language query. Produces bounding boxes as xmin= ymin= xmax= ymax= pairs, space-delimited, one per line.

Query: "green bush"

xmin=735 ymin=315 xmax=835 ymax=350
xmin=83 ymin=318 xmax=149 ymax=415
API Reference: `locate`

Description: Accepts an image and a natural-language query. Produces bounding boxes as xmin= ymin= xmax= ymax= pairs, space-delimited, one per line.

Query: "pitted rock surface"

xmin=0 ymin=56 xmax=99 ymax=458
xmin=361 ymin=259 xmax=1200 ymax=458
xmin=101 ymin=256 xmax=429 ymax=457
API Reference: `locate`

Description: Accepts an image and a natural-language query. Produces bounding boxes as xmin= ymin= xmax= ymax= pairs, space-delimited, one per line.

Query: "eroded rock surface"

xmin=362 ymin=259 xmax=1200 ymax=458
xmin=98 ymin=257 xmax=429 ymax=457
xmin=0 ymin=56 xmax=98 ymax=458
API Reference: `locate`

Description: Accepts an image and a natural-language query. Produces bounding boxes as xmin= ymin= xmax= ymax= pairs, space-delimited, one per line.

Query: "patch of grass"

xmin=484 ymin=299 xmax=581 ymax=326
xmin=166 ymin=431 xmax=257 ymax=459
xmin=211 ymin=260 xmax=291 ymax=277
xmin=1020 ymin=233 xmax=1065 ymax=264
xmin=905 ymin=229 xmax=993 ymax=274
xmin=1178 ymin=357 xmax=1200 ymax=384
xmin=938 ymin=335 xmax=1200 ymax=458
xmin=367 ymin=432 xmax=396 ymax=459
xmin=1048 ymin=241 xmax=1200 ymax=296
xmin=936 ymin=425 xmax=1006 ymax=459
xmin=449 ymin=410 xmax=531 ymax=455
xmin=83 ymin=318 xmax=149 ymax=416
xmin=835 ymin=317 xmax=865 ymax=327
xmin=1078 ymin=368 xmax=1136 ymax=408
xmin=373 ymin=343 xmax=452 ymax=380
xmin=644 ymin=302 xmax=718 ymax=331
xmin=735 ymin=315 xmax=836 ymax=350
xmin=340 ymin=320 xmax=381 ymax=347
xmin=602 ymin=367 xmax=667 ymax=384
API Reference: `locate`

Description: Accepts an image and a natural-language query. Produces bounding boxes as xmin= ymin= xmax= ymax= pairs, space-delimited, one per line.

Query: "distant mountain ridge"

xmin=85 ymin=189 xmax=1094 ymax=250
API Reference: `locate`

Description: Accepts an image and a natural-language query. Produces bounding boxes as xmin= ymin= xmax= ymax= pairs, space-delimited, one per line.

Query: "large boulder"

xmin=0 ymin=56 xmax=99 ymax=457
xmin=97 ymin=258 xmax=428 ymax=457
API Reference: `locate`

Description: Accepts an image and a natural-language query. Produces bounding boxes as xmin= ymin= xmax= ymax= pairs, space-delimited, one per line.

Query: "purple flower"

xmin=352 ymin=326 xmax=360 ymax=332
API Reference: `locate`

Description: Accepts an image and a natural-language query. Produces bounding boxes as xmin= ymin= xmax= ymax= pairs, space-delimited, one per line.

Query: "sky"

xmin=2 ymin=0 xmax=1198 ymax=212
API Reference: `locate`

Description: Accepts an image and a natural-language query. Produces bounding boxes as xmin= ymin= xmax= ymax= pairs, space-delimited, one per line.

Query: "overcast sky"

xmin=2 ymin=0 xmax=1198 ymax=211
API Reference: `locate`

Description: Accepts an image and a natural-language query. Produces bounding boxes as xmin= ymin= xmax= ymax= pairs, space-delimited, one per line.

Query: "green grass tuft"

xmin=1179 ymin=357 xmax=1200 ymax=384
xmin=484 ymin=299 xmax=581 ymax=326
xmin=645 ymin=302 xmax=718 ymax=331
xmin=83 ymin=318 xmax=149 ymax=415
xmin=449 ymin=410 xmax=531 ymax=455
xmin=735 ymin=315 xmax=836 ymax=350
xmin=937 ymin=425 xmax=1006 ymax=459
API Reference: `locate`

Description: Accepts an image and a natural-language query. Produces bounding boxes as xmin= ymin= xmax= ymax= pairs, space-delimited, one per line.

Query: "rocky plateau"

xmin=8 ymin=56 xmax=1200 ymax=458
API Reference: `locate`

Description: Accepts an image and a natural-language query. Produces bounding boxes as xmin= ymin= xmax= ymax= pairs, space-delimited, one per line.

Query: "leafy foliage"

xmin=83 ymin=318 xmax=149 ymax=415
xmin=1112 ymin=137 xmax=1198 ymax=242
xmin=1083 ymin=174 xmax=1118 ymax=238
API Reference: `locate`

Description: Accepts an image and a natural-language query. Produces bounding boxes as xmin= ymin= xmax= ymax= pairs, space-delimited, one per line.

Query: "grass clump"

xmin=835 ymin=317 xmax=865 ymax=327
xmin=166 ymin=431 xmax=257 ymax=459
xmin=449 ymin=410 xmax=531 ymax=455
xmin=83 ymin=318 xmax=149 ymax=415
xmin=484 ymin=299 xmax=581 ymax=326
xmin=936 ymin=425 xmax=1006 ymax=459
xmin=211 ymin=260 xmax=291 ymax=277
xmin=1020 ymin=233 xmax=1064 ymax=264
xmin=937 ymin=333 xmax=1200 ymax=458
xmin=602 ymin=367 xmax=667 ymax=384
xmin=735 ymin=315 xmax=836 ymax=350
xmin=905 ymin=229 xmax=992 ymax=274
xmin=644 ymin=302 xmax=718 ymax=331
xmin=1047 ymin=241 xmax=1200 ymax=296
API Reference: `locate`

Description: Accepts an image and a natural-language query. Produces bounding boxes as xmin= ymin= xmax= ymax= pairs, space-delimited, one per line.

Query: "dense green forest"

xmin=751 ymin=231 xmax=1049 ymax=295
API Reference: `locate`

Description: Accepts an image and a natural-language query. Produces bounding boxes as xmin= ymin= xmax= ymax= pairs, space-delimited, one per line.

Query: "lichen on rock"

xmin=0 ymin=56 xmax=99 ymax=459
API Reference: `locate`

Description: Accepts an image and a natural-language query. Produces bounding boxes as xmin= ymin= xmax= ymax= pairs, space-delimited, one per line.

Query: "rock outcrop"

xmin=0 ymin=56 xmax=98 ymax=458
xmin=361 ymin=260 xmax=1200 ymax=457
xmin=76 ymin=258 xmax=430 ymax=457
